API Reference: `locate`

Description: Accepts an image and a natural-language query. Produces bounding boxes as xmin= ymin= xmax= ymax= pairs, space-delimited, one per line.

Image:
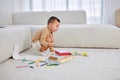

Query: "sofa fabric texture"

xmin=0 ymin=12 xmax=13 ymax=25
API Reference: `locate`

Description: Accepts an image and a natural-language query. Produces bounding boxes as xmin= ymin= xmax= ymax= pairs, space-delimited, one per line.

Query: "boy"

xmin=32 ymin=16 xmax=60 ymax=54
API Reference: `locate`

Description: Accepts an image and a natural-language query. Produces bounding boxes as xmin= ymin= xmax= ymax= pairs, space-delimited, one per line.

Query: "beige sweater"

xmin=32 ymin=27 xmax=53 ymax=47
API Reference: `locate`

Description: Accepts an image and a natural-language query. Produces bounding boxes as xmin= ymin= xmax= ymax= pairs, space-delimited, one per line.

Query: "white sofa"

xmin=0 ymin=11 xmax=120 ymax=80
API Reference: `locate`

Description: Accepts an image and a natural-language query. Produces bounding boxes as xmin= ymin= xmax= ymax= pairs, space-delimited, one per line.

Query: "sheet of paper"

xmin=12 ymin=45 xmax=45 ymax=61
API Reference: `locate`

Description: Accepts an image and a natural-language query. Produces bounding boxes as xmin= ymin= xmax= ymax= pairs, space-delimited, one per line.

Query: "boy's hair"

xmin=47 ymin=16 xmax=60 ymax=25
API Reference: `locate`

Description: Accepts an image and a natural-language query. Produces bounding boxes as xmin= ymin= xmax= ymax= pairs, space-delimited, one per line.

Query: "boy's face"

xmin=49 ymin=20 xmax=60 ymax=32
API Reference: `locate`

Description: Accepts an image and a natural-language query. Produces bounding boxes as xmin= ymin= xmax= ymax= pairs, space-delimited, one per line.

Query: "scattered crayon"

xmin=29 ymin=66 xmax=34 ymax=68
xmin=40 ymin=63 xmax=47 ymax=66
xmin=22 ymin=58 xmax=27 ymax=63
xmin=47 ymin=63 xmax=59 ymax=66
xmin=29 ymin=62 xmax=35 ymax=64
xmin=16 ymin=65 xmax=28 ymax=68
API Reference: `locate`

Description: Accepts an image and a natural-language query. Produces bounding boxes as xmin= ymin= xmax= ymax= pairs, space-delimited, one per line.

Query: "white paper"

xmin=12 ymin=45 xmax=45 ymax=61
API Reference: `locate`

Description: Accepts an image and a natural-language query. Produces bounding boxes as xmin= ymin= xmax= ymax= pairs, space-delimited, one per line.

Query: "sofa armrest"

xmin=0 ymin=27 xmax=31 ymax=63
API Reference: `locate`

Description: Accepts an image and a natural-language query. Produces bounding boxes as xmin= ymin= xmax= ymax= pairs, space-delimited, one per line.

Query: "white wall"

xmin=0 ymin=0 xmax=23 ymax=12
xmin=14 ymin=0 xmax=22 ymax=12
xmin=0 ymin=0 xmax=15 ymax=12
xmin=0 ymin=0 xmax=29 ymax=12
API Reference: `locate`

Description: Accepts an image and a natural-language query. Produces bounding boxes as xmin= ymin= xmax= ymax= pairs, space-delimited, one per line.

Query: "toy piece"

xmin=45 ymin=65 xmax=55 ymax=69
xmin=36 ymin=62 xmax=39 ymax=67
xmin=71 ymin=51 xmax=88 ymax=57
xmin=48 ymin=56 xmax=58 ymax=61
xmin=29 ymin=66 xmax=34 ymax=69
xmin=29 ymin=61 xmax=35 ymax=64
xmin=28 ymin=58 xmax=41 ymax=64
xmin=58 ymin=56 xmax=72 ymax=63
xmin=47 ymin=64 xmax=59 ymax=66
xmin=16 ymin=65 xmax=28 ymax=68
xmin=46 ymin=59 xmax=60 ymax=66
xmin=48 ymin=55 xmax=73 ymax=63
xmin=22 ymin=58 xmax=27 ymax=63
xmin=28 ymin=58 xmax=43 ymax=67
xmin=55 ymin=50 xmax=71 ymax=56
xmin=40 ymin=63 xmax=47 ymax=66
xmin=81 ymin=51 xmax=88 ymax=57
xmin=34 ymin=58 xmax=42 ymax=63
xmin=34 ymin=58 xmax=42 ymax=67
xmin=71 ymin=51 xmax=81 ymax=56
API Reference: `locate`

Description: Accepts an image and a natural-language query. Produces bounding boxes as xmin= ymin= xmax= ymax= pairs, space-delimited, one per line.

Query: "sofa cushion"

xmin=0 ymin=27 xmax=31 ymax=63
xmin=54 ymin=24 xmax=120 ymax=49
xmin=12 ymin=11 xmax=86 ymax=25
xmin=13 ymin=12 xmax=49 ymax=25
xmin=0 ymin=12 xmax=13 ymax=25
xmin=49 ymin=11 xmax=86 ymax=24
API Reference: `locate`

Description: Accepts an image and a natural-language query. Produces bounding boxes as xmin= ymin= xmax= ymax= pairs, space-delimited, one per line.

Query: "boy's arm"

xmin=40 ymin=30 xmax=49 ymax=47
xmin=32 ymin=30 xmax=41 ymax=43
